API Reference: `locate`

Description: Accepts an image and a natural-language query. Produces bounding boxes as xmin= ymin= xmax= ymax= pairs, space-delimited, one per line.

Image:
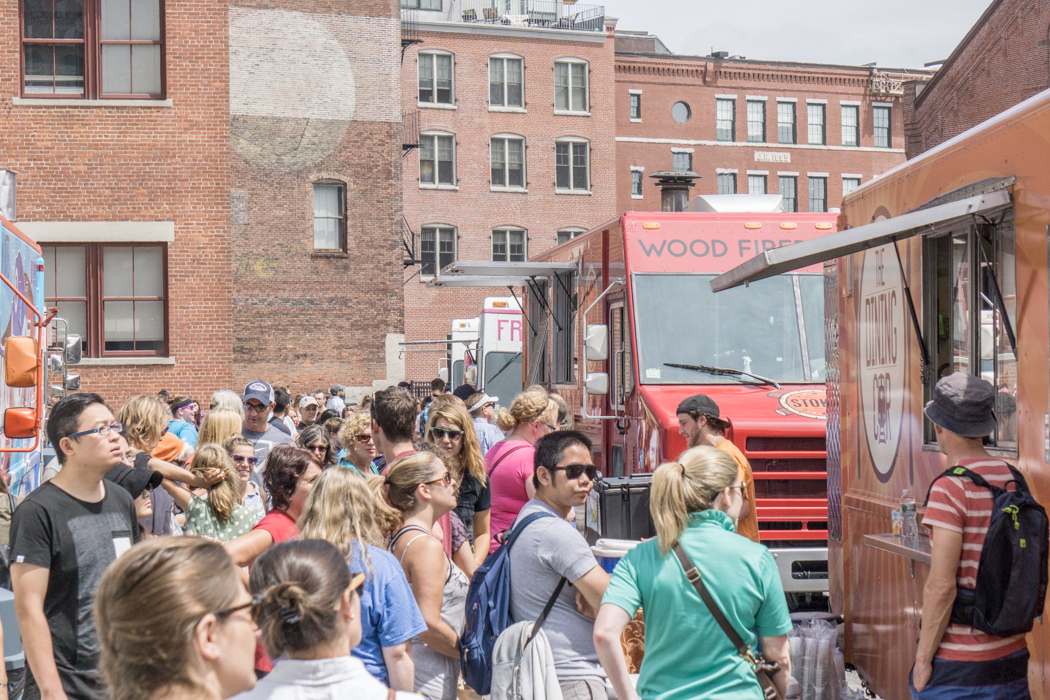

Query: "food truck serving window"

xmin=922 ymin=209 xmax=1017 ymax=451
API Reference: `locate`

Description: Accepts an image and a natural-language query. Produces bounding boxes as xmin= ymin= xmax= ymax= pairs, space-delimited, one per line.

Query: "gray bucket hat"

xmin=924 ymin=372 xmax=997 ymax=437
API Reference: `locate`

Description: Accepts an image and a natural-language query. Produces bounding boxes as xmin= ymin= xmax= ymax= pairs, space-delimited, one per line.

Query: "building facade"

xmin=614 ymin=43 xmax=931 ymax=215
xmin=400 ymin=1 xmax=617 ymax=380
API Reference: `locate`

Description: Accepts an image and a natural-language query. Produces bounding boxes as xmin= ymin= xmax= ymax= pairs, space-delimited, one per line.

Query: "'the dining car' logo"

xmin=771 ymin=389 xmax=827 ymax=419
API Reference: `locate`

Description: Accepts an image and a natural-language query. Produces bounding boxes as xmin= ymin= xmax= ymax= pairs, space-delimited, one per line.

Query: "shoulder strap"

xmin=924 ymin=465 xmax=998 ymax=507
xmin=524 ymin=576 xmax=569 ymax=647
xmin=673 ymin=543 xmax=750 ymax=657
xmin=389 ymin=525 xmax=431 ymax=551
xmin=487 ymin=444 xmax=528 ymax=476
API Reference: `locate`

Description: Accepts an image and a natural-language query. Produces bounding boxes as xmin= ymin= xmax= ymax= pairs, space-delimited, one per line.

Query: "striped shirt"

xmin=922 ymin=458 xmax=1027 ymax=662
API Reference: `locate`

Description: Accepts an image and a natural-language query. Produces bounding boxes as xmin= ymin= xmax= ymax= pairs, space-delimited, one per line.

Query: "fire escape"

xmin=401 ymin=8 xmax=423 ymax=275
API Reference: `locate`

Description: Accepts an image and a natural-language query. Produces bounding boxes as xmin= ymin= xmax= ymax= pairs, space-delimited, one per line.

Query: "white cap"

xmin=299 ymin=396 xmax=319 ymax=409
xmin=466 ymin=393 xmax=498 ymax=413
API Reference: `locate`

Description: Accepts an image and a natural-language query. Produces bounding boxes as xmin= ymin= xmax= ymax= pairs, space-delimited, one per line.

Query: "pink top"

xmin=486 ymin=440 xmax=535 ymax=553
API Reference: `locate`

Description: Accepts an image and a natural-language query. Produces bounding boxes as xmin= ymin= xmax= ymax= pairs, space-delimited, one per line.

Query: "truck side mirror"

xmin=4 ymin=336 xmax=39 ymax=388
xmin=65 ymin=333 xmax=82 ymax=365
xmin=3 ymin=407 xmax=38 ymax=439
xmin=586 ymin=372 xmax=609 ymax=396
xmin=585 ymin=324 xmax=608 ymax=362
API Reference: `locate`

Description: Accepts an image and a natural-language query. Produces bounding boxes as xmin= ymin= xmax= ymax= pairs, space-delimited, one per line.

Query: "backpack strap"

xmin=500 ymin=511 xmax=555 ymax=550
xmin=923 ymin=465 xmax=998 ymax=508
xmin=487 ymin=444 xmax=528 ymax=477
xmin=524 ymin=576 xmax=568 ymax=647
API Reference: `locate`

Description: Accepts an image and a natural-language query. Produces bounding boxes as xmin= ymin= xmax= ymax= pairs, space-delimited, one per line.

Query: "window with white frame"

xmin=748 ymin=174 xmax=767 ymax=195
xmin=747 ymin=100 xmax=765 ymax=142
xmin=779 ymin=176 xmax=797 ymax=212
xmin=313 ymin=181 xmax=345 ymax=250
xmin=629 ymin=93 xmax=641 ymax=120
xmin=555 ymin=138 xmax=589 ymax=192
xmin=716 ymin=99 xmax=735 ymax=141
xmin=557 ymin=228 xmax=586 ymax=245
xmin=554 ymin=59 xmax=588 ymax=113
xmin=842 ymin=177 xmax=861 ymax=195
xmin=807 ymin=103 xmax=825 ymax=145
xmin=490 ymin=135 xmax=525 ymax=188
xmin=419 ymin=132 xmax=455 ymax=186
xmin=841 ymin=105 xmax=859 ymax=146
xmin=489 ymin=55 xmax=523 ymax=108
xmin=631 ymin=170 xmax=643 ymax=197
xmin=401 ymin=0 xmax=441 ymax=8
xmin=809 ymin=177 xmax=827 ymax=212
xmin=420 ymin=225 xmax=456 ymax=277
xmin=873 ymin=105 xmax=891 ymax=148
xmin=492 ymin=227 xmax=527 ymax=262
xmin=717 ymin=173 xmax=736 ymax=194
xmin=672 ymin=151 xmax=692 ymax=171
xmin=777 ymin=102 xmax=796 ymax=144
xmin=418 ymin=51 xmax=453 ymax=105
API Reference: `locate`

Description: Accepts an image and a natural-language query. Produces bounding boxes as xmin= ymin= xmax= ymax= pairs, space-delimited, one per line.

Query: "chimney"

xmin=650 ymin=170 xmax=699 ymax=212
xmin=0 ymin=170 xmax=15 ymax=222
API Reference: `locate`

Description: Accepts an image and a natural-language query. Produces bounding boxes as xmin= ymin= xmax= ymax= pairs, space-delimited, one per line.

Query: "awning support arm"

xmin=973 ymin=215 xmax=1018 ymax=358
xmin=526 ymin=278 xmax=562 ymax=333
xmin=508 ymin=286 xmax=541 ymax=338
xmin=893 ymin=242 xmax=931 ymax=384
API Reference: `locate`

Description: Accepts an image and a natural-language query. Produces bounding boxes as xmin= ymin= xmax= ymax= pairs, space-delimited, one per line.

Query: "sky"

xmin=601 ymin=0 xmax=993 ymax=70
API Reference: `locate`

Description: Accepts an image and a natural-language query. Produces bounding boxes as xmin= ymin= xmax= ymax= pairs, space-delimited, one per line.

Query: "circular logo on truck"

xmin=859 ymin=245 xmax=905 ymax=482
xmin=775 ymin=389 xmax=827 ymax=419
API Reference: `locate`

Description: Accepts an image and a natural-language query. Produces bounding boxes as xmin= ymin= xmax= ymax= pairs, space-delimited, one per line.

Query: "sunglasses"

xmin=243 ymin=403 xmax=269 ymax=414
xmin=548 ymin=464 xmax=600 ymax=481
xmin=357 ymin=433 xmax=374 ymax=443
xmin=424 ymin=471 xmax=453 ymax=487
xmin=429 ymin=427 xmax=463 ymax=441
xmin=306 ymin=444 xmax=328 ymax=454
xmin=215 ymin=593 xmax=263 ymax=619
xmin=231 ymin=454 xmax=260 ymax=467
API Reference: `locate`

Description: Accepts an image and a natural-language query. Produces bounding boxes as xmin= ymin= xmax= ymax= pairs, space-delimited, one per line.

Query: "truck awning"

xmin=428 ymin=275 xmax=534 ymax=288
xmin=710 ymin=188 xmax=1011 ymax=292
xmin=440 ymin=261 xmax=577 ymax=277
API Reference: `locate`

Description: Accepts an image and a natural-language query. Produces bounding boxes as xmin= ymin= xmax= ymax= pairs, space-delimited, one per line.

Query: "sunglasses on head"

xmin=429 ymin=427 xmax=463 ymax=441
xmin=547 ymin=463 xmax=600 ymax=481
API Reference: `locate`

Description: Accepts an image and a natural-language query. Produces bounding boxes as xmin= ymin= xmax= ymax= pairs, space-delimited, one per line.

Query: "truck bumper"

xmin=769 ymin=546 xmax=829 ymax=593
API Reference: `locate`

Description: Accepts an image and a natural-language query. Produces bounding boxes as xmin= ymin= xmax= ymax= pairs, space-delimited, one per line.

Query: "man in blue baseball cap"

xmin=241 ymin=380 xmax=294 ymax=495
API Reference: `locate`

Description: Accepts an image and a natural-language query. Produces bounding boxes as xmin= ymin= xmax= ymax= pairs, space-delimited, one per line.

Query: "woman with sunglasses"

xmin=94 ymin=538 xmax=259 ymax=700
xmin=234 ymin=539 xmax=416 ymax=700
xmin=297 ymin=424 xmax=337 ymax=469
xmin=382 ymin=450 xmax=468 ymax=700
xmin=425 ymin=403 xmax=490 ymax=574
xmin=593 ymin=446 xmax=792 ymax=700
xmin=225 ymin=436 xmax=266 ymax=520
xmin=338 ymin=412 xmax=380 ymax=477
xmin=165 ymin=444 xmax=260 ymax=543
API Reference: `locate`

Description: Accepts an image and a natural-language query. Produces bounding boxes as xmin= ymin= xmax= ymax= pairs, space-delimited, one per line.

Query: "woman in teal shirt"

xmin=594 ymin=446 xmax=793 ymax=700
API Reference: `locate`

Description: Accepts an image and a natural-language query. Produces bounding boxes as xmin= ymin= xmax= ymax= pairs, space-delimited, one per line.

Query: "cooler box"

xmin=587 ymin=474 xmax=655 ymax=541
xmin=592 ymin=538 xmax=642 ymax=573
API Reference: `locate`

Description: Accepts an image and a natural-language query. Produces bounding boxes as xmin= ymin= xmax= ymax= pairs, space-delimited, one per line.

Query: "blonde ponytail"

xmin=651 ymin=446 xmax=737 ymax=555
xmin=496 ymin=386 xmax=556 ymax=431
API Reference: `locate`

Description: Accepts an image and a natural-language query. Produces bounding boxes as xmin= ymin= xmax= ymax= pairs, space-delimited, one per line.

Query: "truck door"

xmin=607 ymin=299 xmax=632 ymax=477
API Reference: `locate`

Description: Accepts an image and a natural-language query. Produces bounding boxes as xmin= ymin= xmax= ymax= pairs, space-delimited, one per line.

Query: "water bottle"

xmin=900 ymin=488 xmax=917 ymax=541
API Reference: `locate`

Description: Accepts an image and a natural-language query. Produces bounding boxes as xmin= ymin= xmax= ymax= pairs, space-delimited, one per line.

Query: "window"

xmin=874 ymin=105 xmax=891 ymax=148
xmin=555 ymin=139 xmax=589 ymax=192
xmin=923 ymin=212 xmax=1016 ymax=449
xmin=631 ymin=170 xmax=643 ymax=197
xmin=841 ymin=105 xmax=859 ymax=146
xmin=418 ymin=51 xmax=453 ymax=105
xmin=557 ymin=228 xmax=586 ymax=245
xmin=401 ymin=0 xmax=441 ymax=8
xmin=672 ymin=151 xmax=692 ymax=171
xmin=554 ymin=60 xmax=588 ymax=113
xmin=716 ymin=99 xmax=735 ymax=141
xmin=490 ymin=136 xmax=525 ymax=189
xmin=420 ymin=225 xmax=456 ymax=277
xmin=43 ymin=243 xmax=167 ymax=356
xmin=492 ymin=228 xmax=527 ymax=262
xmin=807 ymin=104 xmax=825 ymax=145
xmin=779 ymin=176 xmax=797 ymax=212
xmin=490 ymin=56 xmax=523 ymax=108
xmin=419 ymin=133 xmax=455 ymax=186
xmin=808 ymin=177 xmax=827 ymax=212
xmin=629 ymin=93 xmax=641 ymax=120
xmin=747 ymin=100 xmax=765 ymax=142
xmin=842 ymin=177 xmax=861 ymax=196
xmin=552 ymin=270 xmax=576 ymax=384
xmin=777 ymin=102 xmax=796 ymax=144
xmin=22 ymin=0 xmax=164 ymax=98
xmin=748 ymin=175 xmax=767 ymax=195
xmin=717 ymin=173 xmax=736 ymax=194
xmin=312 ymin=182 xmax=345 ymax=250
xmin=672 ymin=101 xmax=691 ymax=123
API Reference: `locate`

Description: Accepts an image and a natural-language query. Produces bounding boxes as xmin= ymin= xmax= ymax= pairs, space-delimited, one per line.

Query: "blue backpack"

xmin=460 ymin=511 xmax=554 ymax=695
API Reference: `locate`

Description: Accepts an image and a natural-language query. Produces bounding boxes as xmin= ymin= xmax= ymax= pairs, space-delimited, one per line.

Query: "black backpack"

xmin=925 ymin=465 xmax=1049 ymax=637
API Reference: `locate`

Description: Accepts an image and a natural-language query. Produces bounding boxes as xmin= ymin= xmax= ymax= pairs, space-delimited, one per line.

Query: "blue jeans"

xmin=910 ymin=649 xmax=1030 ymax=699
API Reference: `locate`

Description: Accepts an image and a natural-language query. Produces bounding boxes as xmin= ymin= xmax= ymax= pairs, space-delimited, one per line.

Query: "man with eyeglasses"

xmin=508 ymin=431 xmax=610 ymax=700
xmin=241 ymin=381 xmax=294 ymax=496
xmin=10 ymin=393 xmax=139 ymax=700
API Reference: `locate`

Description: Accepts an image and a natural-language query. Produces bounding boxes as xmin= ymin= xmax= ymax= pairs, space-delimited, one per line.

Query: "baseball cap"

xmin=452 ymin=383 xmax=477 ymax=401
xmin=924 ymin=372 xmax=997 ymax=437
xmin=677 ymin=394 xmax=720 ymax=418
xmin=104 ymin=463 xmax=163 ymax=500
xmin=330 ymin=384 xmax=345 ymax=395
xmin=299 ymin=395 xmax=319 ymax=409
xmin=243 ymin=381 xmax=274 ymax=405
xmin=466 ymin=393 xmax=498 ymax=413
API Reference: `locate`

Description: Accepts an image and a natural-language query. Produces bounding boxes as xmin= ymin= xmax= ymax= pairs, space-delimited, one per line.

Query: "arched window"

xmin=312 ymin=180 xmax=346 ymax=250
xmin=554 ymin=136 xmax=589 ymax=192
xmin=419 ymin=131 xmax=456 ymax=187
xmin=489 ymin=54 xmax=524 ymax=109
xmin=420 ymin=224 xmax=456 ymax=277
xmin=492 ymin=226 xmax=527 ymax=261
xmin=490 ymin=134 xmax=526 ymax=190
xmin=554 ymin=58 xmax=588 ymax=114
xmin=418 ymin=50 xmax=454 ymax=106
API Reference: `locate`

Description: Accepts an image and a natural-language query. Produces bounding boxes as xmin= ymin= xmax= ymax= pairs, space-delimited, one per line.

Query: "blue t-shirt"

xmin=167 ymin=419 xmax=198 ymax=448
xmin=349 ymin=542 xmax=428 ymax=684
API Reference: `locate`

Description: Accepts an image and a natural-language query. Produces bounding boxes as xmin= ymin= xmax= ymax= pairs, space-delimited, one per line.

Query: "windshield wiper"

xmin=663 ymin=362 xmax=782 ymax=390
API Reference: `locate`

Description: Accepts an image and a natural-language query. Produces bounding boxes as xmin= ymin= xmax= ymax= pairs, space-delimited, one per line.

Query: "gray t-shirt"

xmin=508 ymin=499 xmax=604 ymax=682
xmin=242 ymin=424 xmax=294 ymax=495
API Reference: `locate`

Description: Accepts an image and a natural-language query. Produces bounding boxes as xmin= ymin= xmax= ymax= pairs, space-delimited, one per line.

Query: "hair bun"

xmin=264 ymin=582 xmax=306 ymax=625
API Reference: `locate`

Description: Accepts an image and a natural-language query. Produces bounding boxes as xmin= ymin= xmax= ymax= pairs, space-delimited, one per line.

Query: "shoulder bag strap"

xmin=524 ymin=576 xmax=568 ymax=647
xmin=487 ymin=444 xmax=528 ymax=477
xmin=672 ymin=543 xmax=750 ymax=657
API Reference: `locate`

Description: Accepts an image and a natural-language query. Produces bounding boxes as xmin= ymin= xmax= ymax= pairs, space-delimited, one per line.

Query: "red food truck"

xmin=713 ymin=89 xmax=1050 ymax=697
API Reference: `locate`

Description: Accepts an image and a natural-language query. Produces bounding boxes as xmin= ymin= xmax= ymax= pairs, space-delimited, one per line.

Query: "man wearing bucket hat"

xmin=913 ymin=372 xmax=1029 ymax=697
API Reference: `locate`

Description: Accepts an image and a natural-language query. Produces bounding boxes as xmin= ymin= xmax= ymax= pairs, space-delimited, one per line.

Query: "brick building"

xmin=2 ymin=0 xmax=405 ymax=404
xmin=400 ymin=0 xmax=616 ymax=380
xmin=614 ymin=37 xmax=931 ymax=215
xmin=906 ymin=0 xmax=1050 ymax=158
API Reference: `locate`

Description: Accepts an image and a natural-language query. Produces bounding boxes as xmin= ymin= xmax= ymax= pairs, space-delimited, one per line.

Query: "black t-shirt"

xmin=454 ymin=471 xmax=492 ymax=538
xmin=10 ymin=481 xmax=139 ymax=700
xmin=269 ymin=416 xmax=292 ymax=435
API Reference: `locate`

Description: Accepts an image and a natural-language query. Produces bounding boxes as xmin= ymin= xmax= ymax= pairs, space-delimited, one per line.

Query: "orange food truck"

xmin=713 ymin=89 xmax=1050 ymax=697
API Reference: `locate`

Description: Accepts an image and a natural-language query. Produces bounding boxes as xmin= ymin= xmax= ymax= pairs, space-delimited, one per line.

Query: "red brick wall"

xmin=402 ymin=25 xmax=617 ymax=381
xmin=0 ymin=0 xmax=233 ymax=405
xmin=907 ymin=0 xmax=1050 ymax=158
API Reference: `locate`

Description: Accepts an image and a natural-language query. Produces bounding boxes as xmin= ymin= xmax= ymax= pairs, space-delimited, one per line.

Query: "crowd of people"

xmin=3 ymin=377 xmax=806 ymax=700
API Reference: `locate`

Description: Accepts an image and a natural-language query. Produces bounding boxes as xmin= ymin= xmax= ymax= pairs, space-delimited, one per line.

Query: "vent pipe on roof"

xmin=649 ymin=170 xmax=699 ymax=212
xmin=0 ymin=170 xmax=15 ymax=222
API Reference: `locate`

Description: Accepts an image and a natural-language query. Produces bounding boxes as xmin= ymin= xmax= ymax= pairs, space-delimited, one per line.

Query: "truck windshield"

xmin=632 ymin=273 xmax=825 ymax=385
